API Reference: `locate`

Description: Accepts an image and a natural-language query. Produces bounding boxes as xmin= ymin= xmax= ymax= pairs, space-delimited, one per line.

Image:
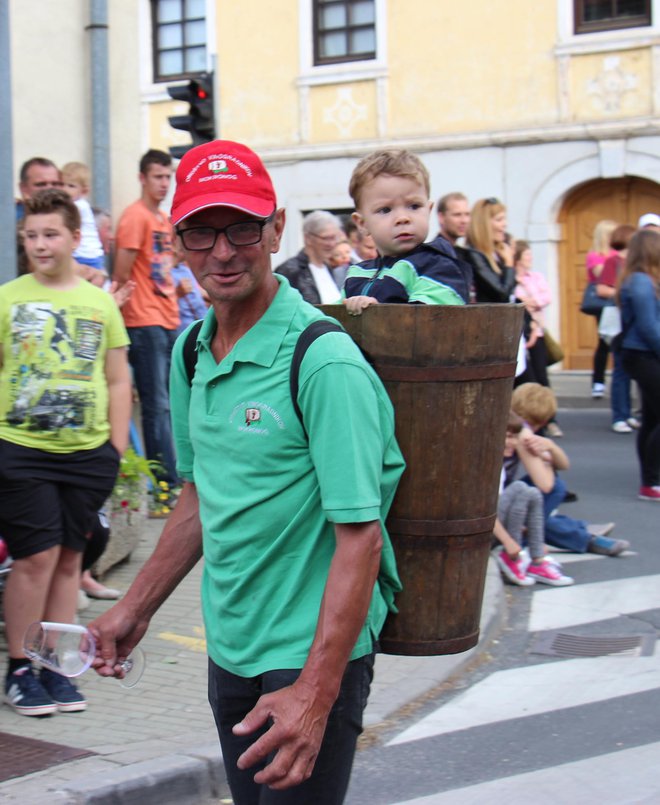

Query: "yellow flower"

xmin=159 ymin=493 xmax=168 ymax=501
xmin=159 ymin=481 xmax=169 ymax=490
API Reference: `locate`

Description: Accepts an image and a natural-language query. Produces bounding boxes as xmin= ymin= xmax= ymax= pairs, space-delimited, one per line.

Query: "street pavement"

xmin=0 ymin=371 xmax=639 ymax=804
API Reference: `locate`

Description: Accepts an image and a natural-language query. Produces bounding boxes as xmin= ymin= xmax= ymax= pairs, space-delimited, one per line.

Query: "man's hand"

xmin=176 ymin=277 xmax=194 ymax=297
xmin=233 ymin=678 xmax=332 ymax=790
xmin=88 ymin=600 xmax=150 ymax=680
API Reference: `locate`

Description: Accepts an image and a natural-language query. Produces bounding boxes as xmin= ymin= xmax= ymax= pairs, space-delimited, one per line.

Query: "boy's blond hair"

xmin=349 ymin=149 xmax=430 ymax=209
xmin=511 ymin=383 xmax=557 ymax=429
xmin=61 ymin=161 xmax=91 ymax=190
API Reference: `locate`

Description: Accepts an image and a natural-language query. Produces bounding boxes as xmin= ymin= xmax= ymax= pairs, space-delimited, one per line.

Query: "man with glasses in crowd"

xmin=275 ymin=209 xmax=345 ymax=303
xmin=90 ymin=139 xmax=404 ymax=804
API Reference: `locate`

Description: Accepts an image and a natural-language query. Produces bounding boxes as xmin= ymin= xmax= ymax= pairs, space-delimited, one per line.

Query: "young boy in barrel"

xmin=342 ymin=149 xmax=471 ymax=313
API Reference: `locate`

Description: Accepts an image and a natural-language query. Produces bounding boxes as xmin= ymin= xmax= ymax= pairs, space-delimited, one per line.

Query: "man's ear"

xmin=269 ymin=208 xmax=286 ymax=253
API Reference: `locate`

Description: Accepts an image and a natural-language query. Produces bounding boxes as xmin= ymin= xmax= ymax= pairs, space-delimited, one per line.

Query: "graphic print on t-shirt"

xmin=5 ymin=302 xmax=103 ymax=433
xmin=150 ymin=230 xmax=174 ymax=295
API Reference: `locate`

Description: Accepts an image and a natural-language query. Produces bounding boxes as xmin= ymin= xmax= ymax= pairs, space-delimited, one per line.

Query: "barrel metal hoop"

xmin=374 ymin=362 xmax=515 ymax=382
xmin=387 ymin=515 xmax=495 ymax=538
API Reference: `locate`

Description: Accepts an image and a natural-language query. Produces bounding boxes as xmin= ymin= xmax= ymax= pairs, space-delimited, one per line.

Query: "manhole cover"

xmin=531 ymin=632 xmax=656 ymax=658
xmin=0 ymin=732 xmax=95 ymax=783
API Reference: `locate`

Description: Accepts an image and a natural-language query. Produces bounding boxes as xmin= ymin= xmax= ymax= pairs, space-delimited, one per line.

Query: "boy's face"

xmin=23 ymin=212 xmax=80 ymax=281
xmin=62 ymin=179 xmax=84 ymax=201
xmin=353 ymin=174 xmax=432 ymax=258
xmin=140 ymin=163 xmax=172 ymax=205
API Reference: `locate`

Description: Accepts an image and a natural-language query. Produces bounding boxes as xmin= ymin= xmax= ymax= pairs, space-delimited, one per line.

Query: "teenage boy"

xmin=114 ymin=149 xmax=180 ymax=488
xmin=342 ymin=149 xmax=471 ymax=314
xmin=0 ymin=189 xmax=131 ymax=716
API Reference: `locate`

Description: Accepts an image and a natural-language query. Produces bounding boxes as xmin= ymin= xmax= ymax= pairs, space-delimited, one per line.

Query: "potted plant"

xmin=93 ymin=448 xmax=161 ymax=577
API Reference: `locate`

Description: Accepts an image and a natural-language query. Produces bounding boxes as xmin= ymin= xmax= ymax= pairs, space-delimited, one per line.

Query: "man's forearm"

xmin=122 ymin=482 xmax=204 ymax=620
xmin=297 ymin=520 xmax=382 ymax=707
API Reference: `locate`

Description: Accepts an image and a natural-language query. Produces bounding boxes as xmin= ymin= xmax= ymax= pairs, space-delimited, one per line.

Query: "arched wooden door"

xmin=558 ymin=176 xmax=660 ymax=369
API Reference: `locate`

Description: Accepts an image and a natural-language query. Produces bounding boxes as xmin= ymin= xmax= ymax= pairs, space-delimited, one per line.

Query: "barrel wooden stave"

xmin=319 ymin=304 xmax=524 ymax=655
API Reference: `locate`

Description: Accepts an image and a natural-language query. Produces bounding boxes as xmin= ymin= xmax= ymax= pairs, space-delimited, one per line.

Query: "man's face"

xmin=178 ymin=206 xmax=284 ymax=306
xmin=438 ymin=198 xmax=470 ymax=242
xmin=304 ymin=224 xmax=340 ymax=266
xmin=140 ymin=163 xmax=173 ymax=205
xmin=20 ymin=165 xmax=61 ymax=199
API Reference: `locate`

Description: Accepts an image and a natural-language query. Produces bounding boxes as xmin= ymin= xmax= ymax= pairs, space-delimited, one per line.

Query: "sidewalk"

xmin=0 ymin=370 xmax=593 ymax=804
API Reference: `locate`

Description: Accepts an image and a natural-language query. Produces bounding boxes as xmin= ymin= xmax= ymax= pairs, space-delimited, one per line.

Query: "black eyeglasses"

xmin=177 ymin=213 xmax=275 ymax=251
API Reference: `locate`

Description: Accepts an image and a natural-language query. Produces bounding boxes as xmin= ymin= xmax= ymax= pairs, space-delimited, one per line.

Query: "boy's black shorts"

xmin=0 ymin=439 xmax=120 ymax=560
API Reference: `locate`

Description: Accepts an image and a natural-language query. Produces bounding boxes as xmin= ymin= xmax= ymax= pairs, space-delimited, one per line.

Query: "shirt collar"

xmin=195 ymin=274 xmax=298 ymax=371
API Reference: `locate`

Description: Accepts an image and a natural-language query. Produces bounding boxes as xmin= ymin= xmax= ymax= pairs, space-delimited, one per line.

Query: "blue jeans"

xmin=610 ymin=349 xmax=632 ymax=423
xmin=523 ymin=474 xmax=591 ymax=552
xmin=127 ymin=325 xmax=178 ymax=485
xmin=208 ymin=653 xmax=374 ymax=805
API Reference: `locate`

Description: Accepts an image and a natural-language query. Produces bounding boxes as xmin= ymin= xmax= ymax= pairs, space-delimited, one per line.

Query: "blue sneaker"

xmin=40 ymin=667 xmax=87 ymax=712
xmin=5 ymin=665 xmax=57 ymax=716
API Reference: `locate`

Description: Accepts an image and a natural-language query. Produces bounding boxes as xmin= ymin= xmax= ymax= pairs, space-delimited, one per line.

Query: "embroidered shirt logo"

xmin=245 ymin=408 xmax=261 ymax=426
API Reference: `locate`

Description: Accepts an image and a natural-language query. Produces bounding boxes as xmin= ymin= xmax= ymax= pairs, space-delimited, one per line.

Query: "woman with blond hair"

xmin=619 ymin=229 xmax=660 ymax=501
xmin=586 ymin=219 xmax=618 ymax=398
xmin=462 ymin=197 xmax=516 ymax=303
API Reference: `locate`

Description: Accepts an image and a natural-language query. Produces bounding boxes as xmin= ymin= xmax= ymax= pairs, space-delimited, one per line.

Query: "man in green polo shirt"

xmin=90 ymin=139 xmax=404 ymax=803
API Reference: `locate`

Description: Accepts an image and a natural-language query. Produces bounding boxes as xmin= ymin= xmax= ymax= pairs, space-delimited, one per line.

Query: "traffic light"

xmin=167 ymin=72 xmax=215 ymax=158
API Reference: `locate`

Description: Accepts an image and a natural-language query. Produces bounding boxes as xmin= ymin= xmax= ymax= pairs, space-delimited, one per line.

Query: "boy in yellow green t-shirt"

xmin=0 ymin=189 xmax=132 ymax=716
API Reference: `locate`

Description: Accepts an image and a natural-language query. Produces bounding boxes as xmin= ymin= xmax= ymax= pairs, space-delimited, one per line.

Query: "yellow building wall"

xmin=213 ymin=2 xmax=300 ymax=146
xmin=309 ymin=82 xmax=379 ymax=142
xmin=385 ymin=0 xmax=559 ymax=137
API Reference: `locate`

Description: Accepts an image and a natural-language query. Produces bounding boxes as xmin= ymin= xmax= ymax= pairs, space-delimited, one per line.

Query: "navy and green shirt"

xmin=343 ymin=236 xmax=470 ymax=305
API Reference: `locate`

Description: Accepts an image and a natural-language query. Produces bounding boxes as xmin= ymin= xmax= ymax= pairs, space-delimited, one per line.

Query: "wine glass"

xmin=23 ymin=621 xmax=145 ymax=688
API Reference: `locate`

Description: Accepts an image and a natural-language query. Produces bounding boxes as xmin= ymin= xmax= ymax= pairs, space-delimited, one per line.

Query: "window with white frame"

xmin=313 ymin=0 xmax=376 ymax=65
xmin=574 ymin=0 xmax=651 ymax=34
xmin=151 ymin=0 xmax=207 ymax=81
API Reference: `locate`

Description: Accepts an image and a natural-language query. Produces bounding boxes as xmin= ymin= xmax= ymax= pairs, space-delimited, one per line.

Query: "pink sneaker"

xmin=496 ymin=550 xmax=535 ymax=586
xmin=527 ymin=559 xmax=574 ymax=587
xmin=639 ymin=486 xmax=660 ymax=501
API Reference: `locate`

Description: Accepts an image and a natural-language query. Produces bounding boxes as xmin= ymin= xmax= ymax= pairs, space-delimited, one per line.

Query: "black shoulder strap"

xmin=290 ymin=320 xmax=344 ymax=430
xmin=183 ymin=320 xmax=204 ymax=386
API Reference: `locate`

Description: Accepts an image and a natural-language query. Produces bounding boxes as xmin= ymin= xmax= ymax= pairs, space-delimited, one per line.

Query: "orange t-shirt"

xmin=115 ymin=200 xmax=180 ymax=330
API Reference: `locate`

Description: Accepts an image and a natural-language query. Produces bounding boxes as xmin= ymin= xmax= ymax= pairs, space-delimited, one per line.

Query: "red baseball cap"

xmin=170 ymin=140 xmax=277 ymax=226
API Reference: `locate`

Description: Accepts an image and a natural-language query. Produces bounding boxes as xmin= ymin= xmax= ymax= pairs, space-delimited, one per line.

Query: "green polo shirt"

xmin=170 ymin=276 xmax=404 ymax=676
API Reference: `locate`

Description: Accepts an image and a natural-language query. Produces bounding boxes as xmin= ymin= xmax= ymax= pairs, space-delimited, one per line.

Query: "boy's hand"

xmin=343 ymin=296 xmax=379 ymax=316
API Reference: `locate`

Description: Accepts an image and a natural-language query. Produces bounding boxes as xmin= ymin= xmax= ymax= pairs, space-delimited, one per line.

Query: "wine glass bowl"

xmin=23 ymin=621 xmax=95 ymax=677
xmin=23 ymin=621 xmax=145 ymax=687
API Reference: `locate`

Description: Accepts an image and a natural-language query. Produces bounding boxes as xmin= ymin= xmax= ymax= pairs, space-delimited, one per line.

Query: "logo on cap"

xmin=209 ymin=160 xmax=229 ymax=174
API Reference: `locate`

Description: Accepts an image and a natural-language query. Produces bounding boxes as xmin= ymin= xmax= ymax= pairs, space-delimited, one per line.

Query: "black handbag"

xmin=580 ymin=283 xmax=612 ymax=316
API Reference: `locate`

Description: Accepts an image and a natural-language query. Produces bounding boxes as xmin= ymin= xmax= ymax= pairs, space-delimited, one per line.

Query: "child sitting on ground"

xmin=342 ymin=149 xmax=471 ymax=314
xmin=510 ymin=383 xmax=630 ymax=557
xmin=495 ymin=411 xmax=574 ymax=586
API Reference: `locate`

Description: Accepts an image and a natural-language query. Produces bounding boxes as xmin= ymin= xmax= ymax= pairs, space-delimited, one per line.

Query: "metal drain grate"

xmin=0 ymin=732 xmax=95 ymax=783
xmin=531 ymin=632 xmax=656 ymax=658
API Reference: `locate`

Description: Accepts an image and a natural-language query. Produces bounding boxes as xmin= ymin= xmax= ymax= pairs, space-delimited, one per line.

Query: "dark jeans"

xmin=610 ymin=348 xmax=632 ymax=423
xmin=208 ymin=653 xmax=375 ymax=805
xmin=592 ymin=311 xmax=610 ymax=385
xmin=622 ymin=349 xmax=660 ymax=487
xmin=127 ymin=325 xmax=178 ymax=485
